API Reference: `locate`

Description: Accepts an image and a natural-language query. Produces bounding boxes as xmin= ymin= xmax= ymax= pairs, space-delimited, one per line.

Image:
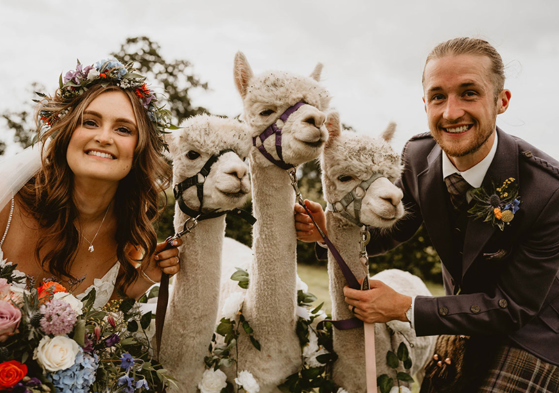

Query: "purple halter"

xmin=252 ymin=102 xmax=307 ymax=169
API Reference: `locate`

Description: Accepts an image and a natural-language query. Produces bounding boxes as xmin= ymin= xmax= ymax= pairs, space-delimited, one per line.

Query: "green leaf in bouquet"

xmin=73 ymin=318 xmax=86 ymax=347
xmin=127 ymin=320 xmax=139 ymax=332
xmin=242 ymin=320 xmax=253 ymax=335
xmin=120 ymin=298 xmax=136 ymax=314
xmin=397 ymin=372 xmax=414 ymax=383
xmin=311 ymin=302 xmax=324 ymax=314
xmin=377 ymin=374 xmax=393 ymax=393
xmin=140 ymin=311 xmax=152 ymax=330
xmin=219 ymin=357 xmax=235 ymax=368
xmin=386 ymin=350 xmax=399 ymax=369
xmin=397 ymin=342 xmax=409 ymax=362
xmin=315 ymin=352 xmax=337 ymax=364
xmin=231 ymin=268 xmax=250 ymax=289
xmin=404 ymin=358 xmax=412 ymax=370
xmin=120 ymin=337 xmax=137 ymax=346
xmin=249 ymin=335 xmax=261 ymax=351
xmin=148 ymin=285 xmax=160 ymax=299
xmin=216 ymin=319 xmax=234 ymax=336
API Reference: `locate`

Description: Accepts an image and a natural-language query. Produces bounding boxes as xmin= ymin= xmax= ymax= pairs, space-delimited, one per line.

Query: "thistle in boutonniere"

xmin=468 ymin=177 xmax=521 ymax=231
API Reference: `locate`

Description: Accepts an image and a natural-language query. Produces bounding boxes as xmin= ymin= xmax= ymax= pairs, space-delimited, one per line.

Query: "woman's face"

xmin=67 ymin=90 xmax=139 ymax=184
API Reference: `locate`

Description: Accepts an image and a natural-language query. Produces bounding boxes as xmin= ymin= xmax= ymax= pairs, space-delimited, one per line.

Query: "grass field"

xmin=296 ymin=263 xmax=445 ymax=314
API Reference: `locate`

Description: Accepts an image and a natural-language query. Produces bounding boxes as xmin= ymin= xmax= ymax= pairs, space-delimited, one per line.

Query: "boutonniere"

xmin=468 ymin=177 xmax=521 ymax=231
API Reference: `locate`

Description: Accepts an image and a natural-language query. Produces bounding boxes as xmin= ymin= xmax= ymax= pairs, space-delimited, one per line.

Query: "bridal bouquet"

xmin=0 ymin=261 xmax=173 ymax=392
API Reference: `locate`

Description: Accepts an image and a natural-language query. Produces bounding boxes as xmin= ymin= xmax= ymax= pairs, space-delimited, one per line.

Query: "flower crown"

xmin=37 ymin=58 xmax=176 ymax=150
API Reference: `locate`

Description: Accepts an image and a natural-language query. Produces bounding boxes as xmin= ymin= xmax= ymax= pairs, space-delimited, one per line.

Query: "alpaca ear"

xmin=310 ymin=63 xmax=323 ymax=82
xmin=381 ymin=122 xmax=396 ymax=142
xmin=234 ymin=51 xmax=254 ymax=99
xmin=164 ymin=131 xmax=177 ymax=158
xmin=325 ymin=111 xmax=341 ymax=147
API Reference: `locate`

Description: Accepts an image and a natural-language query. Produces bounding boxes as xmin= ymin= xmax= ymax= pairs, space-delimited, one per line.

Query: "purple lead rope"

xmin=299 ymin=201 xmax=364 ymax=330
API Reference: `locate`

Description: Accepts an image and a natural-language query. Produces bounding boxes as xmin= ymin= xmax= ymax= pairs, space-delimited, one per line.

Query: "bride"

xmin=0 ymin=59 xmax=181 ymax=307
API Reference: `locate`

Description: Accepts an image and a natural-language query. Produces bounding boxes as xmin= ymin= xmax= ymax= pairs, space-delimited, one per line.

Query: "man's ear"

xmin=497 ymin=89 xmax=511 ymax=114
xmin=422 ymin=96 xmax=427 ymax=113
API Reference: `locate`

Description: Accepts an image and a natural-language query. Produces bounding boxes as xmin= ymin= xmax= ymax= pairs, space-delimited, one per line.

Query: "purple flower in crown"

xmin=105 ymin=333 xmax=120 ymax=347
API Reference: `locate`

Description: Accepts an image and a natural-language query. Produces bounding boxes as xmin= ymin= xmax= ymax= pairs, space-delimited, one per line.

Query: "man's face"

xmin=422 ymin=54 xmax=510 ymax=169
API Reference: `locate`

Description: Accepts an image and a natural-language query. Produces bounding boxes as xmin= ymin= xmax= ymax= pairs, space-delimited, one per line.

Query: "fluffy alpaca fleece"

xmin=160 ymin=114 xmax=251 ymax=393
xmin=218 ymin=52 xmax=330 ymax=392
xmin=321 ymin=113 xmax=436 ymax=392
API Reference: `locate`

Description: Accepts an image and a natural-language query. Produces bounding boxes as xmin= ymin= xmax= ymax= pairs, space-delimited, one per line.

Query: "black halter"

xmin=173 ymin=149 xmax=256 ymax=224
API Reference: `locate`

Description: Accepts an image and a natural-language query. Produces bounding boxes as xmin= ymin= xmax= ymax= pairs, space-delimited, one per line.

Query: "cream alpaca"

xmin=160 ymin=114 xmax=252 ymax=393
xmin=321 ymin=113 xmax=436 ymax=392
xmin=219 ymin=52 xmax=331 ymax=392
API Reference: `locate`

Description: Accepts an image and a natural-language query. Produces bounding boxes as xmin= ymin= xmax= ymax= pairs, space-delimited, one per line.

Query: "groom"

xmin=295 ymin=37 xmax=559 ymax=391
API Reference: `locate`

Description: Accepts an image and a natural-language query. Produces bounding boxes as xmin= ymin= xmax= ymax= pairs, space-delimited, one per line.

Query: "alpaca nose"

xmin=226 ymin=162 xmax=248 ymax=180
xmin=302 ymin=112 xmax=326 ymax=128
xmin=380 ymin=187 xmax=403 ymax=207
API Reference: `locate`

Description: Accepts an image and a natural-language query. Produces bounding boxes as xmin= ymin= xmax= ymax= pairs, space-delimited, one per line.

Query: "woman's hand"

xmin=141 ymin=238 xmax=183 ymax=284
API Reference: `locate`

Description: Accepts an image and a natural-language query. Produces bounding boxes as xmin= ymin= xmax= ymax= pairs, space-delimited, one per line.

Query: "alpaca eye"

xmin=338 ymin=175 xmax=353 ymax=183
xmin=259 ymin=109 xmax=275 ymax=117
xmin=186 ymin=151 xmax=200 ymax=160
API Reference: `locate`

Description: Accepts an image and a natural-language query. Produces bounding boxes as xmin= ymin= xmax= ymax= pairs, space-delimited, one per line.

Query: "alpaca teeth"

xmin=88 ymin=151 xmax=114 ymax=159
xmin=445 ymin=125 xmax=470 ymax=133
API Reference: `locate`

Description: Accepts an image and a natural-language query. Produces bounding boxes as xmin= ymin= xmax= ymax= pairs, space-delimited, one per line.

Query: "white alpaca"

xmin=219 ymin=52 xmax=331 ymax=392
xmin=321 ymin=113 xmax=436 ymax=392
xmin=160 ymin=115 xmax=252 ymax=393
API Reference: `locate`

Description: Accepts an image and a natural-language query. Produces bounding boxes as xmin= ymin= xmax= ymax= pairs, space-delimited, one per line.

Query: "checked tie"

xmin=445 ymin=173 xmax=471 ymax=211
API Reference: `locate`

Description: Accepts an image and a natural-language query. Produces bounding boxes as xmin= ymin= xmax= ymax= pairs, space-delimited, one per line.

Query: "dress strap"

xmin=0 ymin=198 xmax=15 ymax=248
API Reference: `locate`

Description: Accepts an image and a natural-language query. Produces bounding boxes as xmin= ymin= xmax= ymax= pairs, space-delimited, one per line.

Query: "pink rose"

xmin=0 ymin=300 xmax=21 ymax=342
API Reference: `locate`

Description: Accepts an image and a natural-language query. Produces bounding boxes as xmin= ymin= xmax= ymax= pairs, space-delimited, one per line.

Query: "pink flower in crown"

xmin=0 ymin=300 xmax=21 ymax=342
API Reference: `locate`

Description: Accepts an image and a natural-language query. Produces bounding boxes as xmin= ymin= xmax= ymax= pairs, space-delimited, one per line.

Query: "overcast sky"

xmin=1 ymin=0 xmax=558 ymax=158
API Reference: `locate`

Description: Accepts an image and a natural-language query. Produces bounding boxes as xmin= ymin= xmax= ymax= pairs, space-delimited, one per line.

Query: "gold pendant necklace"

xmin=80 ymin=203 xmax=111 ymax=253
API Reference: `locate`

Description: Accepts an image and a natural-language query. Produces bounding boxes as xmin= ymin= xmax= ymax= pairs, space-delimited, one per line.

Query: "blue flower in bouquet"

xmin=136 ymin=379 xmax=149 ymax=390
xmin=120 ymin=353 xmax=135 ymax=371
xmin=118 ymin=375 xmax=135 ymax=393
xmin=49 ymin=348 xmax=98 ymax=393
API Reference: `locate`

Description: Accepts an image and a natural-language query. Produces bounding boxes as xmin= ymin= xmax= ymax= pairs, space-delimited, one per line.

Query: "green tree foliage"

xmin=111 ymin=36 xmax=209 ymax=125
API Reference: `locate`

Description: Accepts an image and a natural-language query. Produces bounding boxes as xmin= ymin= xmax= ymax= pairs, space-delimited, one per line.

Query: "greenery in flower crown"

xmin=36 ymin=58 xmax=178 ymax=151
xmin=468 ymin=177 xmax=521 ymax=231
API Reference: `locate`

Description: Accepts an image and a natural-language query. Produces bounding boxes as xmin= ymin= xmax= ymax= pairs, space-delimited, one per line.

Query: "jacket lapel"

xmin=462 ymin=128 xmax=520 ymax=277
xmin=417 ymin=144 xmax=462 ymax=280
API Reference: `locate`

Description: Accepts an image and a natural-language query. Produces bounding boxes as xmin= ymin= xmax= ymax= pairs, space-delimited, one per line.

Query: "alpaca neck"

xmin=326 ymin=211 xmax=367 ymax=320
xmin=245 ymin=149 xmax=297 ymax=328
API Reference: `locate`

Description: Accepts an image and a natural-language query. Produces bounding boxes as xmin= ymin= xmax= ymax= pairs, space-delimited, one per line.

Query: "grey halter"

xmin=327 ymin=172 xmax=384 ymax=227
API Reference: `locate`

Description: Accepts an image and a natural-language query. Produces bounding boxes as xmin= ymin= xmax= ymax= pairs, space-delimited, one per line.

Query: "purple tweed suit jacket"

xmin=369 ymin=127 xmax=559 ymax=366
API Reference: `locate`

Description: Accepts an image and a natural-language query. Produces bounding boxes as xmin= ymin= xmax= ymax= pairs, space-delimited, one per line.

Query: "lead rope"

xmin=289 ymin=169 xmax=377 ymax=393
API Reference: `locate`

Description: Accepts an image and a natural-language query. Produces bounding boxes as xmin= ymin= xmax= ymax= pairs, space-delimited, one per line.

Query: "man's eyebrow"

xmin=426 ymin=81 xmax=480 ymax=94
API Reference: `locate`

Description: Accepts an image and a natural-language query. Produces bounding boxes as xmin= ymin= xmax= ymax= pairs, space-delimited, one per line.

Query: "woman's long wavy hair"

xmin=19 ymin=84 xmax=171 ymax=294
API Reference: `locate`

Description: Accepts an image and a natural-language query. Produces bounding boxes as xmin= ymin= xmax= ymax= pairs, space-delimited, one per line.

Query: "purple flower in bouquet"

xmin=39 ymin=298 xmax=77 ymax=336
xmin=136 ymin=379 xmax=149 ymax=389
xmin=12 ymin=377 xmax=43 ymax=393
xmin=120 ymin=353 xmax=135 ymax=371
xmin=105 ymin=333 xmax=120 ymax=347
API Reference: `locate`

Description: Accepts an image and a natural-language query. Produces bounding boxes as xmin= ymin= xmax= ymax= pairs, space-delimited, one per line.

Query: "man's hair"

xmin=422 ymin=37 xmax=505 ymax=100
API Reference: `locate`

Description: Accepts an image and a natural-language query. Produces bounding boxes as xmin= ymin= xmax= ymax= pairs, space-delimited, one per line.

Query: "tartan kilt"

xmin=478 ymin=342 xmax=559 ymax=392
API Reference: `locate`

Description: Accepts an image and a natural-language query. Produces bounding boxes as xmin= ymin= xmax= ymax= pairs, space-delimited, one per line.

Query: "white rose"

xmin=303 ymin=329 xmax=319 ymax=359
xmin=221 ymin=292 xmax=245 ymax=320
xmin=235 ymin=370 xmax=260 ymax=393
xmin=53 ymin=292 xmax=84 ymax=315
xmin=296 ymin=275 xmax=308 ymax=293
xmin=337 ymin=388 xmax=349 ymax=393
xmin=307 ymin=347 xmax=329 ymax=368
xmin=198 ymin=369 xmax=227 ymax=393
xmin=297 ymin=306 xmax=310 ymax=321
xmin=87 ymin=69 xmax=100 ymax=80
xmin=33 ymin=336 xmax=80 ymax=372
xmin=389 ymin=387 xmax=411 ymax=393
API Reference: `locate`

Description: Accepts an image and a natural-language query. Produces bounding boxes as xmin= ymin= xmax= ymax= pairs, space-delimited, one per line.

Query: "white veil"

xmin=0 ymin=142 xmax=45 ymax=212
